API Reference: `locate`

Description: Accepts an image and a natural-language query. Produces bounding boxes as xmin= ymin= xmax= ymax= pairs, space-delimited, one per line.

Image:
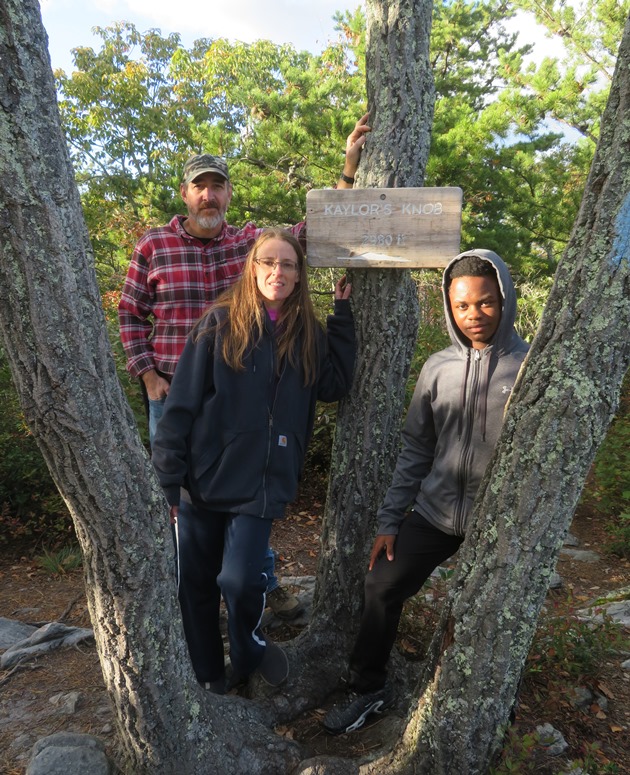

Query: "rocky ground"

xmin=1 ymin=489 xmax=629 ymax=774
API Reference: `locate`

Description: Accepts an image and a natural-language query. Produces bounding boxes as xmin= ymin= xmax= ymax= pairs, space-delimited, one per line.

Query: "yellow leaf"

xmin=597 ymin=682 xmax=615 ymax=699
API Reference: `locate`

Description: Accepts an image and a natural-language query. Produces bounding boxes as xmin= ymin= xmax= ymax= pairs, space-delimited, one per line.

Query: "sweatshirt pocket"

xmin=266 ymin=430 xmax=306 ymax=506
xmin=189 ymin=430 xmax=266 ymax=504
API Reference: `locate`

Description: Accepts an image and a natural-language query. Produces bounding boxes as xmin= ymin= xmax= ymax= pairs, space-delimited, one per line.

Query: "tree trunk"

xmin=369 ymin=14 xmax=630 ymax=775
xmin=6 ymin=0 xmax=626 ymax=772
xmin=299 ymin=11 xmax=630 ymax=775
xmin=313 ymin=0 xmax=435 ymax=644
xmin=0 ymin=2 xmax=301 ymax=772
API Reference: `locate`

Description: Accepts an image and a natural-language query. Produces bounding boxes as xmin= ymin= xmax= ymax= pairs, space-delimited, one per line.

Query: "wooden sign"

xmin=306 ymin=187 xmax=462 ymax=268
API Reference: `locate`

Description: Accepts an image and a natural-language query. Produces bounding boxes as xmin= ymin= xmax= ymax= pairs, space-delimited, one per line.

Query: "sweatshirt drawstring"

xmin=479 ymin=350 xmax=492 ymax=442
xmin=457 ymin=351 xmax=471 ymax=440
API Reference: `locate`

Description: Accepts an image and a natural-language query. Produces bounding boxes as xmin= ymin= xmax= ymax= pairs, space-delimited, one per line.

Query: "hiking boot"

xmin=323 ymin=683 xmax=395 ymax=735
xmin=201 ymin=677 xmax=225 ymax=695
xmin=257 ymin=638 xmax=289 ymax=686
xmin=225 ymin=668 xmax=247 ymax=693
xmin=267 ymin=585 xmax=304 ymax=620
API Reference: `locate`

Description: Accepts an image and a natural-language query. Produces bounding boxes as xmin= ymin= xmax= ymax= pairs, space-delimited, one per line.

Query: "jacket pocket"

xmin=266 ymin=430 xmax=306 ymax=506
xmin=189 ymin=430 xmax=266 ymax=505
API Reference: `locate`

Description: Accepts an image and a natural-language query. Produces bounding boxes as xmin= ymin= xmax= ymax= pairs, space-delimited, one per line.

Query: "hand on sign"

xmin=334 ymin=275 xmax=352 ymax=300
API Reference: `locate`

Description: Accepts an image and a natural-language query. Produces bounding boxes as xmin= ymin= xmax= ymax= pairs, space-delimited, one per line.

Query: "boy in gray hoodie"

xmin=323 ymin=249 xmax=529 ymax=735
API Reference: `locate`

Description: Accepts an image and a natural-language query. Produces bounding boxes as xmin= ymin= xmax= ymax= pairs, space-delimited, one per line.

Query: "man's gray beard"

xmin=193 ymin=209 xmax=224 ymax=231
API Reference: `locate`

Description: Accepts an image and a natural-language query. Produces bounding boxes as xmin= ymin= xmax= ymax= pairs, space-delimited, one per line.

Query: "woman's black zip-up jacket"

xmin=152 ymin=299 xmax=356 ymax=519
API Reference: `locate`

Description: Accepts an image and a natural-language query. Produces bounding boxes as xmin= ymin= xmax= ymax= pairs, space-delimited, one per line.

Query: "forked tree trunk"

xmin=301 ymin=12 xmax=630 ymax=775
xmin=362 ymin=14 xmax=630 ymax=775
xmin=4 ymin=0 xmax=627 ymax=771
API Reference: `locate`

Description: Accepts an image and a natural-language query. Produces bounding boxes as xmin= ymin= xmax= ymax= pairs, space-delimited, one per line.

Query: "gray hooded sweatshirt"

xmin=377 ymin=249 xmax=529 ymax=537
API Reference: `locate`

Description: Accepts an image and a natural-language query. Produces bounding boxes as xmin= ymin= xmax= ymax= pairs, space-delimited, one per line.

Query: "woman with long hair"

xmin=152 ymin=228 xmax=356 ymax=693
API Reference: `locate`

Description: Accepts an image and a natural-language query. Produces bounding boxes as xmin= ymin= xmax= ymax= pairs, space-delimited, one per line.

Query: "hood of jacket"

xmin=442 ymin=248 xmax=520 ymax=357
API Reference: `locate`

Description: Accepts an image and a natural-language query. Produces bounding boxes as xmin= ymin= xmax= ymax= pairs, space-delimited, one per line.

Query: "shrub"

xmin=526 ymin=596 xmax=627 ymax=682
xmin=582 ymin=375 xmax=630 ymax=558
xmin=37 ymin=544 xmax=83 ymax=575
xmin=0 ymin=352 xmax=71 ymax=544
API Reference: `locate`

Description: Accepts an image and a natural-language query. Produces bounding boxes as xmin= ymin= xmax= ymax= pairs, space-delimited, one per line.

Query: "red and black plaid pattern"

xmin=118 ymin=215 xmax=305 ymax=378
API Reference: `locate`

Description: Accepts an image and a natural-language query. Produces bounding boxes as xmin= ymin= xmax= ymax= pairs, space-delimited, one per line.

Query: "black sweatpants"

xmin=175 ymin=500 xmax=273 ymax=684
xmin=348 ymin=511 xmax=463 ymax=693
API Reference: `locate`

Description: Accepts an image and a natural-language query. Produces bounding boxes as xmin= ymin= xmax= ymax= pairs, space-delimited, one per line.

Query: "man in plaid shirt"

xmin=119 ymin=156 xmax=300 ymax=409
xmin=119 ymin=115 xmax=370 ymax=620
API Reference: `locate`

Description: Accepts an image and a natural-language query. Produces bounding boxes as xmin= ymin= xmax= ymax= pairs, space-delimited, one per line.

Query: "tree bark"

xmin=0 ymin=2 xmax=300 ymax=772
xmin=299 ymin=11 xmax=630 ymax=775
xmin=5 ymin=0 xmax=626 ymax=772
xmin=312 ymin=0 xmax=435 ymax=646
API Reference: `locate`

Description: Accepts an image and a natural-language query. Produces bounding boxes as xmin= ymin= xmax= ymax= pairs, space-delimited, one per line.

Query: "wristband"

xmin=339 ymin=172 xmax=355 ymax=184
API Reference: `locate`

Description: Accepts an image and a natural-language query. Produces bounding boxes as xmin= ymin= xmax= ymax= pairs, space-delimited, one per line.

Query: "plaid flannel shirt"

xmin=118 ymin=215 xmax=305 ymax=378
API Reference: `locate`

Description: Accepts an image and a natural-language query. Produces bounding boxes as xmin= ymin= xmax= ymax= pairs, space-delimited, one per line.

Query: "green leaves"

xmin=53 ymin=4 xmax=627 ymax=280
xmin=55 ymin=23 xmax=364 ymax=272
xmin=424 ymin=0 xmax=628 ymax=273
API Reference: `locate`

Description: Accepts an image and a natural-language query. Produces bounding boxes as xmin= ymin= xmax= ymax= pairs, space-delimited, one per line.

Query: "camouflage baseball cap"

xmin=182 ymin=154 xmax=230 ymax=184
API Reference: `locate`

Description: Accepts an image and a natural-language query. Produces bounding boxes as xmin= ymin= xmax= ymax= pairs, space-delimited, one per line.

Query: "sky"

xmin=40 ymin=0 xmax=559 ymax=73
xmin=39 ymin=0 xmax=579 ymax=143
xmin=40 ymin=0 xmax=360 ymax=71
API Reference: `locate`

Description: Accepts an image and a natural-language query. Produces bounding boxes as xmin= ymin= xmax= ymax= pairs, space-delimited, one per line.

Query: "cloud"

xmin=97 ymin=0 xmax=355 ymax=50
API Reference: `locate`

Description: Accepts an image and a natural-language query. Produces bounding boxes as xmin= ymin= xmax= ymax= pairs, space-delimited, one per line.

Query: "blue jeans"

xmin=148 ymin=396 xmax=165 ymax=445
xmin=149 ymin=396 xmax=278 ymax=590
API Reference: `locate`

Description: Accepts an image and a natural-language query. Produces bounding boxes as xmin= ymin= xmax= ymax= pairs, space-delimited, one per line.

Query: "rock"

xmin=563 ymin=532 xmax=580 ymax=547
xmin=0 ymin=617 xmax=38 ymax=649
xmin=622 ymin=658 xmax=630 ymax=671
xmin=566 ymin=686 xmax=593 ymax=710
xmin=588 ymin=585 xmax=630 ymax=606
xmin=0 ymin=621 xmax=93 ymax=669
xmin=559 ymin=548 xmax=601 ymax=563
xmin=536 ymin=723 xmax=568 ymax=756
xmin=26 ymin=732 xmax=110 ymax=775
xmin=590 ymin=600 xmax=630 ymax=628
xmin=49 ymin=691 xmax=81 ymax=714
xmin=549 ymin=573 xmax=563 ymax=589
xmin=579 ymin=586 xmax=630 ymax=628
xmin=11 ymin=607 xmax=41 ymax=617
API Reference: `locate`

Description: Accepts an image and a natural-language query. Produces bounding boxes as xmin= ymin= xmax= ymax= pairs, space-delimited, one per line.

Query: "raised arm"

xmin=337 ymin=112 xmax=371 ymax=189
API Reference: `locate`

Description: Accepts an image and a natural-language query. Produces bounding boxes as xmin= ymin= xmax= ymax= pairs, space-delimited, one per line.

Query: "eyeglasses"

xmin=254 ymin=258 xmax=300 ymax=273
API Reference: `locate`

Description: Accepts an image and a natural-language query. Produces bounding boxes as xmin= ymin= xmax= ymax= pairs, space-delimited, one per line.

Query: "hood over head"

xmin=442 ymin=248 xmax=518 ymax=356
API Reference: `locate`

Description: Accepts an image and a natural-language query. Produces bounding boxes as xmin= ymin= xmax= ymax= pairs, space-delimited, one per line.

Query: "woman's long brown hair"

xmin=193 ymin=229 xmax=322 ymax=385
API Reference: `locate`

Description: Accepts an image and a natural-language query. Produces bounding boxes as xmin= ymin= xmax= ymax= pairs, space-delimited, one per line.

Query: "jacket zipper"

xmin=455 ymin=349 xmax=481 ymax=534
xmin=261 ymin=333 xmax=286 ymax=518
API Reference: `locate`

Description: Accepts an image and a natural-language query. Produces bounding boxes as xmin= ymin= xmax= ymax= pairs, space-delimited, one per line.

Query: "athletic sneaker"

xmin=267 ymin=585 xmax=304 ymax=620
xmin=323 ymin=683 xmax=395 ymax=735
